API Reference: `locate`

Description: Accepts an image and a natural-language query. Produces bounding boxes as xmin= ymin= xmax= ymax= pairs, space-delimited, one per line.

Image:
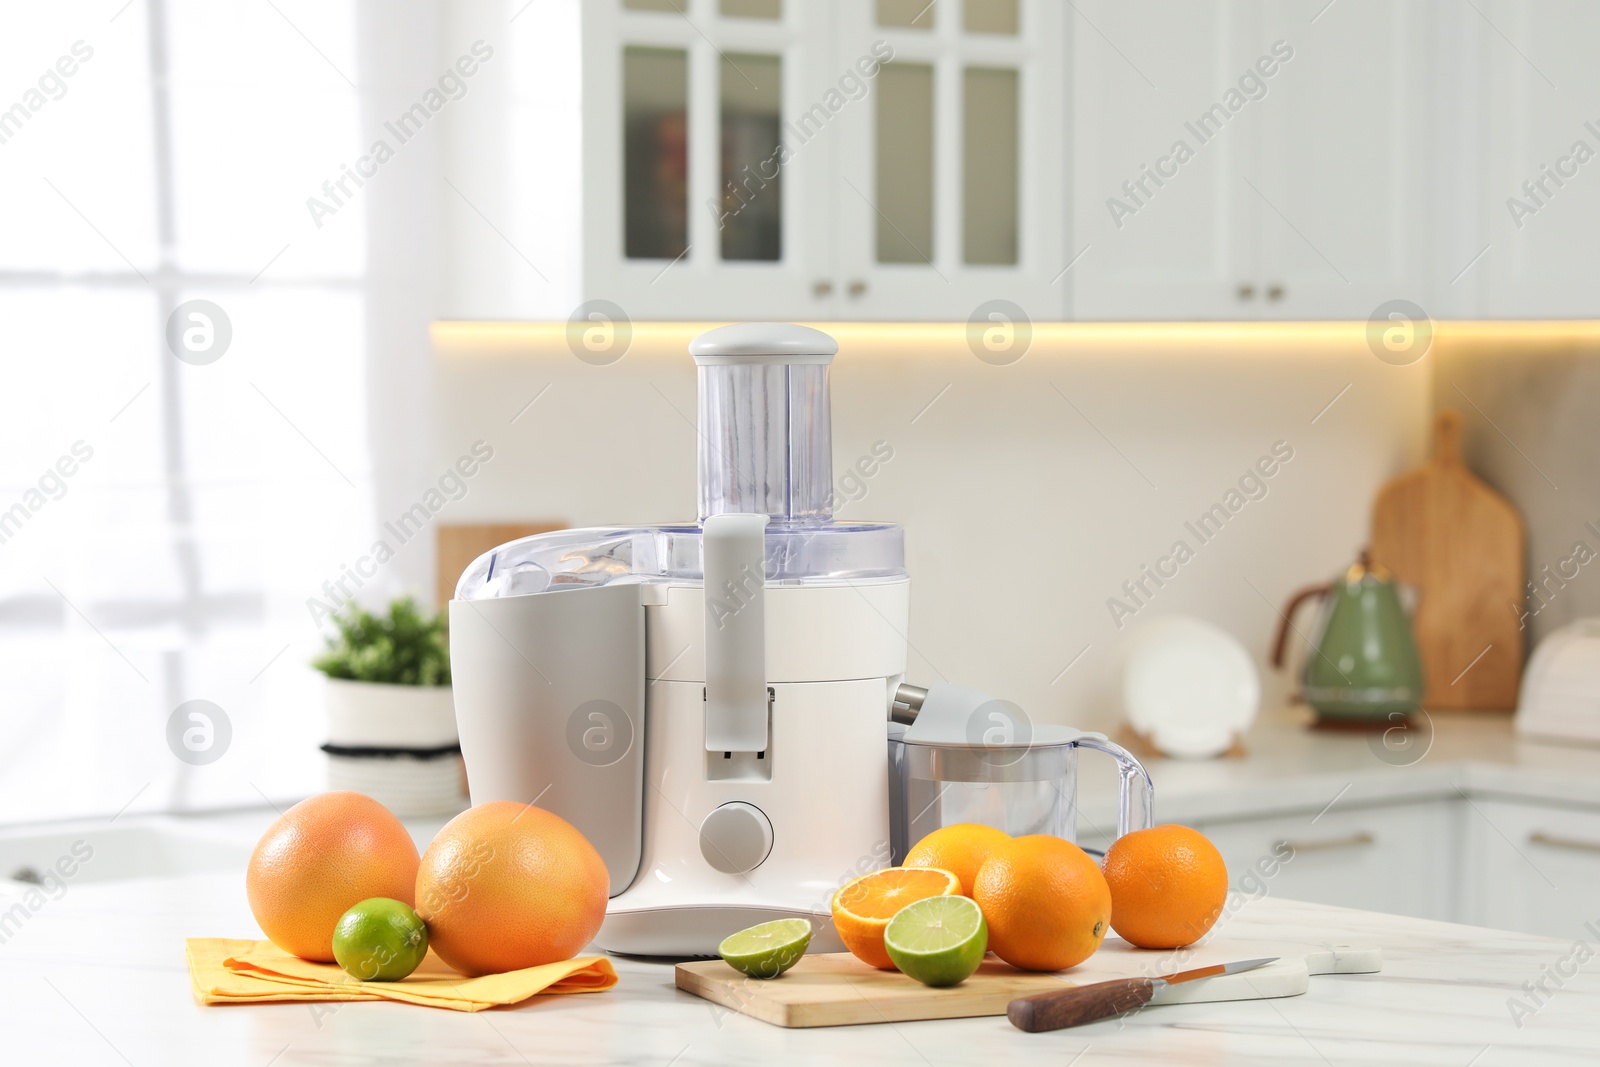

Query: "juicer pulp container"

xmin=888 ymin=715 xmax=1154 ymax=862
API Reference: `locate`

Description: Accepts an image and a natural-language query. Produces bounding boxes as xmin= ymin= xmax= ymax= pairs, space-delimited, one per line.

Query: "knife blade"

xmin=1006 ymin=956 xmax=1279 ymax=1033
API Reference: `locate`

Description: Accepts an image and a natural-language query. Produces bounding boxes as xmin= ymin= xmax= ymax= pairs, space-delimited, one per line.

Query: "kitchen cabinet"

xmin=437 ymin=0 xmax=1069 ymax=321
xmin=1193 ymin=799 xmax=1459 ymax=923
xmin=1066 ymin=0 xmax=1253 ymax=320
xmin=1459 ymin=797 xmax=1600 ymax=941
xmin=1167 ymin=785 xmax=1600 ymax=937
xmin=1069 ymin=0 xmax=1441 ymax=321
xmin=579 ymin=0 xmax=834 ymax=321
xmin=446 ymin=0 xmax=1600 ymax=321
xmin=1245 ymin=1 xmax=1442 ymax=321
xmin=578 ymin=0 xmax=1068 ymax=322
xmin=1470 ymin=0 xmax=1600 ymax=318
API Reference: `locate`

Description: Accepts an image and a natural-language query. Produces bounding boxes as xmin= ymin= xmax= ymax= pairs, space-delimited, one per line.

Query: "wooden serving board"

xmin=1371 ymin=409 xmax=1525 ymax=710
xmin=675 ymin=939 xmax=1380 ymax=1028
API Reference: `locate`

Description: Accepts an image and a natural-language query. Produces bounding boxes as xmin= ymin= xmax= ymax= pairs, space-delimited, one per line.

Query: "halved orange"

xmin=830 ymin=866 xmax=960 ymax=969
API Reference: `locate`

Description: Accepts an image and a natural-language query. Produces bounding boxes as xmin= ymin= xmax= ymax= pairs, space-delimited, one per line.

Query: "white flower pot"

xmin=322 ymin=678 xmax=468 ymax=818
xmin=325 ymin=678 xmax=460 ymax=748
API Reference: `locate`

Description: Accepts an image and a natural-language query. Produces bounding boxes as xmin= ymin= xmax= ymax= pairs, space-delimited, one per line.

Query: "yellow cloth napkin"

xmin=186 ymin=939 xmax=617 ymax=1012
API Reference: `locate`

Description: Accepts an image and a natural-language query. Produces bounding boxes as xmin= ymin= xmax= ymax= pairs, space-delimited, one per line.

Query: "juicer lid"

xmin=453 ymin=522 xmax=906 ymax=600
xmin=689 ymin=322 xmax=838 ymax=366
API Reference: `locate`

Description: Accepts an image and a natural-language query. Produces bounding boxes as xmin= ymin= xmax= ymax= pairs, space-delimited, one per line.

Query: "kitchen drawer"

xmin=1194 ymin=800 xmax=1458 ymax=923
xmin=1459 ymin=799 xmax=1600 ymax=939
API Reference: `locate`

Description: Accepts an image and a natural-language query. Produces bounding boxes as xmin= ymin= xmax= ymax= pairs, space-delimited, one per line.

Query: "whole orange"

xmin=1102 ymin=824 xmax=1228 ymax=949
xmin=972 ymin=835 xmax=1110 ymax=972
xmin=831 ymin=866 xmax=960 ymax=969
xmin=246 ymin=791 xmax=420 ymax=962
xmin=903 ymin=823 xmax=1011 ymax=897
xmin=415 ymin=801 xmax=609 ymax=976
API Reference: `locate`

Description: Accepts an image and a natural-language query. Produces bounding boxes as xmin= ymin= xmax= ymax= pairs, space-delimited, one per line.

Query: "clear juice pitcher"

xmin=887 ymin=684 xmax=1154 ymax=862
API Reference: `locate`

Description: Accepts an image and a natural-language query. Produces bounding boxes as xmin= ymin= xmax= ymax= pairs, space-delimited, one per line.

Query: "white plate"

xmin=1123 ymin=616 xmax=1259 ymax=759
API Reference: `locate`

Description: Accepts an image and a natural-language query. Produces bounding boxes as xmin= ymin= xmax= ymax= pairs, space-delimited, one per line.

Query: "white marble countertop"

xmin=1076 ymin=707 xmax=1600 ymax=831
xmin=8 ymin=711 xmax=1600 ymax=1064
xmin=4 ymin=867 xmax=1598 ymax=1066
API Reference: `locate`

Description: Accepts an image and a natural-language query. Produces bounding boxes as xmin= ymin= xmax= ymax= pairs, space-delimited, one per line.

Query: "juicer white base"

xmin=593 ymin=672 xmax=897 ymax=957
xmin=591 ymin=580 xmax=906 ymax=957
xmin=599 ymin=904 xmax=845 ymax=959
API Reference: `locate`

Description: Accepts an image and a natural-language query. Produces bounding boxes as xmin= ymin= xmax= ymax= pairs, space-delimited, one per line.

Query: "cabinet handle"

xmin=1273 ymin=831 xmax=1375 ymax=854
xmin=1528 ymin=831 xmax=1600 ymax=854
xmin=847 ymin=279 xmax=867 ymax=298
xmin=1237 ymin=284 xmax=1255 ymax=301
xmin=812 ymin=279 xmax=833 ymax=298
xmin=1266 ymin=284 xmax=1285 ymax=301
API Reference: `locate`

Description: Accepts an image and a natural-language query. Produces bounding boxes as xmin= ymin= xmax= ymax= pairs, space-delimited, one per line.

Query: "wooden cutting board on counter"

xmin=675 ymin=939 xmax=1380 ymax=1028
xmin=1371 ymin=409 xmax=1525 ymax=710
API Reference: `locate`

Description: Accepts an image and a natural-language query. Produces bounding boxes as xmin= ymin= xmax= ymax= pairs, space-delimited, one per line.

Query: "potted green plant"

xmin=312 ymin=598 xmax=466 ymax=816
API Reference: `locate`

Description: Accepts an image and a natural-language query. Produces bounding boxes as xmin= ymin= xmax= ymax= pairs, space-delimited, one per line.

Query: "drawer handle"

xmin=1528 ymin=831 xmax=1600 ymax=854
xmin=1274 ymin=832 xmax=1375 ymax=854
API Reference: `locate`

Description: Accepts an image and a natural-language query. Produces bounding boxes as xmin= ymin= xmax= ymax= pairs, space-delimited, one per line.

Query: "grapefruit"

xmin=245 ymin=791 xmax=420 ymax=962
xmin=415 ymin=801 xmax=609 ymax=976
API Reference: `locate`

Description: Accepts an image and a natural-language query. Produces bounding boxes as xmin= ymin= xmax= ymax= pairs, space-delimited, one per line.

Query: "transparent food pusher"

xmin=448 ymin=323 xmax=1152 ymax=957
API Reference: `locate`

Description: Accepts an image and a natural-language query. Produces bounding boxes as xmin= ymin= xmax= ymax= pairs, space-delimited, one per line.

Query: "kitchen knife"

xmin=1006 ymin=957 xmax=1279 ymax=1032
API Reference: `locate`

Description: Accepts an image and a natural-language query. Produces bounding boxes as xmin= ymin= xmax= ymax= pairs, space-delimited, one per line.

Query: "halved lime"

xmin=332 ymin=897 xmax=429 ymax=982
xmin=717 ymin=918 xmax=813 ymax=979
xmin=883 ymin=895 xmax=987 ymax=987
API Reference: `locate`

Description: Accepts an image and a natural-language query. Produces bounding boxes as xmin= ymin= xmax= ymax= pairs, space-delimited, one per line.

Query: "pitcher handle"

xmin=1073 ymin=736 xmax=1155 ymax=840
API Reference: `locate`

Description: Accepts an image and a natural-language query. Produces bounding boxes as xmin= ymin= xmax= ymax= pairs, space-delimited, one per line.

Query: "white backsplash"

xmin=432 ymin=323 xmax=1430 ymax=734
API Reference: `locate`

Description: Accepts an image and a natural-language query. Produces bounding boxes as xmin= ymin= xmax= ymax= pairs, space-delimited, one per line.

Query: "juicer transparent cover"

xmin=455 ymin=521 xmax=905 ymax=600
xmin=456 ymin=323 xmax=905 ymax=602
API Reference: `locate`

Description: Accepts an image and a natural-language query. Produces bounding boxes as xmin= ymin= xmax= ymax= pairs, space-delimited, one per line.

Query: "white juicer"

xmin=449 ymin=323 xmax=909 ymax=956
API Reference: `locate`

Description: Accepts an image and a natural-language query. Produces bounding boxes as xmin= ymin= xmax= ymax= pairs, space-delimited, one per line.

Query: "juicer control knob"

xmin=699 ymin=802 xmax=773 ymax=875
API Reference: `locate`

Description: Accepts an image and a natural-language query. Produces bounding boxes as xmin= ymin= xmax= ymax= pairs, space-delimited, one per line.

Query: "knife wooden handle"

xmin=1007 ymin=977 xmax=1158 ymax=1032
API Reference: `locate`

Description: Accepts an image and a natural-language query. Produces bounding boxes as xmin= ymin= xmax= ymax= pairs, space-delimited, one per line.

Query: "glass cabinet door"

xmin=621 ymin=45 xmax=690 ymax=261
xmin=584 ymin=0 xmax=836 ymax=319
xmin=831 ymin=0 xmax=1066 ymax=321
xmin=583 ymin=0 xmax=1065 ymax=321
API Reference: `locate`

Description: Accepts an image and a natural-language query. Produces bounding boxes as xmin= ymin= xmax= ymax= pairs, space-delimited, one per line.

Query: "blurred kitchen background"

xmin=5 ymin=0 xmax=1600 ymax=873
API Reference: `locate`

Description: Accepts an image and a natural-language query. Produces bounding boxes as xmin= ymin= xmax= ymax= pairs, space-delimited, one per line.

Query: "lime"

xmin=717 ymin=918 xmax=812 ymax=979
xmin=883 ymin=895 xmax=987 ymax=987
xmin=332 ymin=897 xmax=429 ymax=981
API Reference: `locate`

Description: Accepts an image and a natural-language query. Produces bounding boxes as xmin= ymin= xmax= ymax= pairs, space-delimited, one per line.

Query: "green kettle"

xmin=1270 ymin=551 xmax=1425 ymax=723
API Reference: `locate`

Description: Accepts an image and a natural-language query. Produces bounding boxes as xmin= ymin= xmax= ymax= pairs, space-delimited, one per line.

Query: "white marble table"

xmin=3 ymin=864 xmax=1597 ymax=1066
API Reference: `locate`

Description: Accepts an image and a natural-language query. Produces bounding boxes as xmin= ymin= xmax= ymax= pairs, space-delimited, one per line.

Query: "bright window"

xmin=0 ymin=2 xmax=376 ymax=823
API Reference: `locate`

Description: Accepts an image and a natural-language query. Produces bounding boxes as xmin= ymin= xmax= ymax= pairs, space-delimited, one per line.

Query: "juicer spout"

xmin=891 ymin=682 xmax=929 ymax=725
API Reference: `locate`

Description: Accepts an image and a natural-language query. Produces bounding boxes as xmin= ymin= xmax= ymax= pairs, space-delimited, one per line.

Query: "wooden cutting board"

xmin=1371 ymin=409 xmax=1525 ymax=710
xmin=675 ymin=939 xmax=1381 ymax=1028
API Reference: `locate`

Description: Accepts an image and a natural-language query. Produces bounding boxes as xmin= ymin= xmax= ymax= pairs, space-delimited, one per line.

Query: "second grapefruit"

xmin=245 ymin=791 xmax=420 ymax=962
xmin=415 ymin=801 xmax=610 ymax=977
